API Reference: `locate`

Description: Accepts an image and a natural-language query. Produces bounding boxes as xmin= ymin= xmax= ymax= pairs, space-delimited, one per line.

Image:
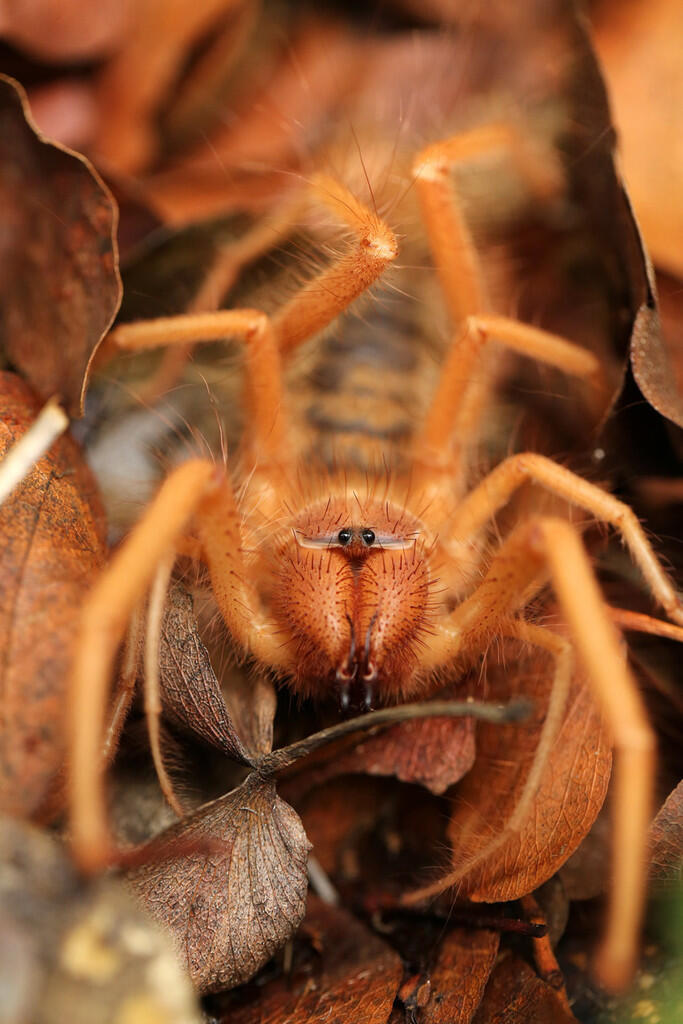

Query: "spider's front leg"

xmin=68 ymin=459 xmax=286 ymax=874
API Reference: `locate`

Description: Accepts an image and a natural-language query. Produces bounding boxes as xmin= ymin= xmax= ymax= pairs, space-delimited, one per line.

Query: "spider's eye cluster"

xmin=336 ymin=528 xmax=376 ymax=547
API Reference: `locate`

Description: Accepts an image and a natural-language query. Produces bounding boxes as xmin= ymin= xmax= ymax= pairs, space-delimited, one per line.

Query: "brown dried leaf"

xmin=658 ymin=270 xmax=683 ymax=398
xmin=220 ymin=896 xmax=403 ymax=1023
xmin=0 ymin=815 xmax=202 ymax=1024
xmin=649 ymin=780 xmax=683 ymax=888
xmin=593 ymin=0 xmax=683 ymax=279
xmin=472 ymin=953 xmax=579 ymax=1024
xmin=159 ymin=582 xmax=255 ymax=764
xmin=0 ymin=373 xmax=106 ymax=818
xmin=421 ymin=928 xmax=500 ymax=1024
xmin=93 ymin=0 xmax=248 ymax=174
xmin=222 ymin=664 xmax=276 ymax=760
xmin=0 ymin=0 xmax=128 ymax=60
xmin=447 ymin=638 xmax=612 ymax=902
xmin=0 ymin=75 xmax=121 ymax=417
xmin=126 ymin=771 xmax=311 ymax=994
xmin=631 ymin=303 xmax=683 ymax=429
xmin=292 ymin=714 xmax=475 ymax=796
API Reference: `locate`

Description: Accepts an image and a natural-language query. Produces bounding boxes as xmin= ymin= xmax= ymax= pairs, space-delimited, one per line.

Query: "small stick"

xmin=0 ymin=396 xmax=68 ymax=504
xmin=256 ymin=697 xmax=531 ymax=775
xmin=308 ymin=854 xmax=340 ymax=906
xmin=520 ymin=894 xmax=570 ymax=1009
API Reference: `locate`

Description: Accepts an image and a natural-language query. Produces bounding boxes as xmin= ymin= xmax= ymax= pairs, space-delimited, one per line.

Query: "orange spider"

xmin=68 ymin=125 xmax=683 ymax=993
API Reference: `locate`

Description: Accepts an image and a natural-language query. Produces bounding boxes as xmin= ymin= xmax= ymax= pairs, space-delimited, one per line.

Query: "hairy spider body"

xmin=69 ymin=132 xmax=683 ymax=993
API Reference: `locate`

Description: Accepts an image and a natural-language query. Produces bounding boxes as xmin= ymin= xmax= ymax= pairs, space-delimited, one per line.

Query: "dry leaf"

xmin=472 ymin=953 xmax=579 ymax=1024
xmin=631 ymin=303 xmax=683 ymax=429
xmin=0 ymin=75 xmax=121 ymax=417
xmin=292 ymin=713 xmax=475 ymax=796
xmin=447 ymin=637 xmax=612 ymax=902
xmin=126 ymin=771 xmax=310 ymax=994
xmin=421 ymin=927 xmax=500 ymax=1024
xmin=649 ymin=779 xmax=683 ymax=888
xmin=93 ymin=0 xmax=248 ymax=174
xmin=0 ymin=372 xmax=106 ymax=818
xmin=218 ymin=896 xmax=403 ymax=1023
xmin=159 ymin=582 xmax=255 ymax=764
xmin=593 ymin=0 xmax=683 ymax=279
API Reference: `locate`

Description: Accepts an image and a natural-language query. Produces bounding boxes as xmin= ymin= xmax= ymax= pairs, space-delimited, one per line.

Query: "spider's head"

xmin=271 ymin=498 xmax=433 ymax=708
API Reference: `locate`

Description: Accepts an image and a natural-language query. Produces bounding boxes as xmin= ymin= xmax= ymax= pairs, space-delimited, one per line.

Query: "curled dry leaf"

xmin=0 ymin=373 xmax=106 ymax=819
xmin=447 ymin=638 xmax=612 ymax=903
xmin=126 ymin=771 xmax=311 ymax=994
xmin=471 ymin=953 xmax=579 ymax=1024
xmin=159 ymin=581 xmax=255 ymax=764
xmin=0 ymin=815 xmax=202 ymax=1024
xmin=218 ymin=896 xmax=403 ymax=1024
xmin=0 ymin=75 xmax=121 ymax=418
xmin=649 ymin=779 xmax=683 ymax=888
xmin=421 ymin=928 xmax=500 ymax=1024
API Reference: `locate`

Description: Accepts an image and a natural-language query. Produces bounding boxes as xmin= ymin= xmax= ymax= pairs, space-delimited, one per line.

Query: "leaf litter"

xmin=1 ymin=1 xmax=682 ymax=1021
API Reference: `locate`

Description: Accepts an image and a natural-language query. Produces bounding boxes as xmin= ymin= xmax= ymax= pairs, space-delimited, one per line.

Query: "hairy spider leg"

xmin=412 ymin=126 xmax=605 ymax=491
xmin=109 ymin=172 xmax=398 ymax=365
xmin=69 ymin=460 xmax=217 ymax=871
xmin=137 ymin=199 xmax=305 ymax=404
xmin=446 ymin=452 xmax=683 ymax=626
xmin=69 ymin=457 xmax=292 ymax=873
xmin=411 ymin=314 xmax=603 ymax=499
xmin=408 ymin=515 xmax=655 ymax=991
xmin=144 ymin=552 xmax=184 ymax=818
xmin=413 ymin=123 xmax=561 ymax=324
xmin=111 ymin=309 xmax=288 ymax=469
xmin=110 ymin=176 xmax=398 ymax=494
xmin=410 ymin=127 xmax=683 ymax=987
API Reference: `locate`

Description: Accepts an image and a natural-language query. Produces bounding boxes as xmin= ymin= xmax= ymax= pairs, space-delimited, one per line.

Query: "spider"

xmin=67 ymin=124 xmax=683 ymax=993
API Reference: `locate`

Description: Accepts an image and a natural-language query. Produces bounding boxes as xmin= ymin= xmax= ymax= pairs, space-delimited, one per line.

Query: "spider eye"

xmin=361 ymin=529 xmax=375 ymax=546
xmin=338 ymin=528 xmax=353 ymax=546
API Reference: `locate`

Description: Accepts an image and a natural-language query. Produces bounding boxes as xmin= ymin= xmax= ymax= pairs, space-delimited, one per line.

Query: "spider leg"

xmin=107 ymin=175 xmax=397 ymax=367
xmin=272 ymin=174 xmax=398 ymax=354
xmin=411 ymin=314 xmax=603 ymax=495
xmin=418 ymin=516 xmax=655 ymax=991
xmin=413 ymin=123 xmax=562 ymax=323
xmin=68 ymin=459 xmax=283 ymax=873
xmin=446 ymin=452 xmax=683 ymax=625
xmin=138 ymin=200 xmax=304 ymax=404
xmin=412 ymin=127 xmax=606 ymax=491
xmin=110 ymin=309 xmax=288 ymax=467
xmin=144 ymin=551 xmax=185 ymax=818
xmin=108 ymin=178 xmax=397 ymax=487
